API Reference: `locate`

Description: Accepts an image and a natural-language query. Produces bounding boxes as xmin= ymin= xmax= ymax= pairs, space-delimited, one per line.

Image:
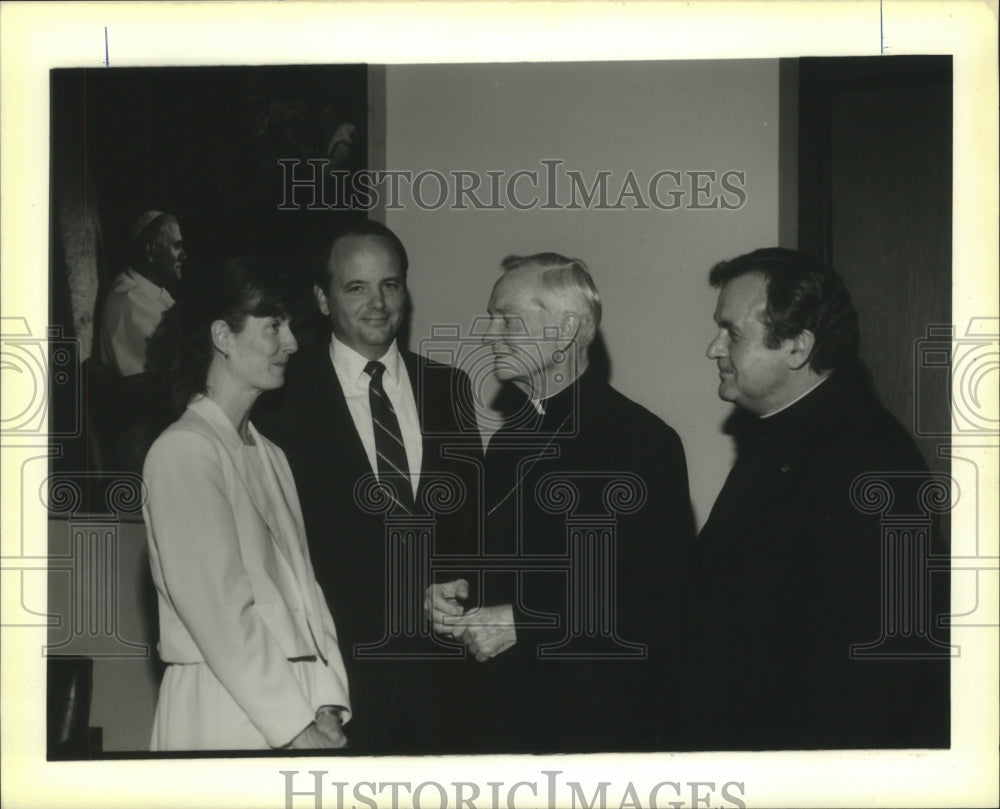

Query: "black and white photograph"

xmin=2 ymin=2 xmax=997 ymax=808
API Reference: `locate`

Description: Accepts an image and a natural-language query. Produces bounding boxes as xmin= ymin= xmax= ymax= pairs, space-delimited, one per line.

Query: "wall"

xmin=382 ymin=60 xmax=786 ymax=526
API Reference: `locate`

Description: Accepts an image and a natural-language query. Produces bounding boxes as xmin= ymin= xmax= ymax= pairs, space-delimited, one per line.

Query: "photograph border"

xmin=2 ymin=2 xmax=997 ymax=808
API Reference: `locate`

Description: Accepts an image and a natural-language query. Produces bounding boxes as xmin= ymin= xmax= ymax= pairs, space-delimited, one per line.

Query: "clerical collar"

xmin=760 ymin=375 xmax=830 ymax=419
xmin=527 ymin=363 xmax=590 ymax=417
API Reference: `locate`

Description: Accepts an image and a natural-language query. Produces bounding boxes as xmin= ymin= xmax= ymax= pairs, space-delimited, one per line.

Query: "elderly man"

xmin=677 ymin=247 xmax=950 ymax=749
xmin=99 ymin=210 xmax=186 ymax=376
xmin=429 ymin=252 xmax=695 ymax=753
xmin=254 ymin=220 xmax=480 ymax=753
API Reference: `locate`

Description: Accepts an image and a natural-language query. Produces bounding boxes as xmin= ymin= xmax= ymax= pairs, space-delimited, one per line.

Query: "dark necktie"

xmin=364 ymin=360 xmax=413 ymax=514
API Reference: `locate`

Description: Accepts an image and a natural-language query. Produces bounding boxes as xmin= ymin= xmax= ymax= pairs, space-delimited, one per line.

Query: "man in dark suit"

xmin=427 ymin=252 xmax=695 ymax=753
xmin=677 ymin=247 xmax=950 ymax=749
xmin=254 ymin=221 xmax=480 ymax=753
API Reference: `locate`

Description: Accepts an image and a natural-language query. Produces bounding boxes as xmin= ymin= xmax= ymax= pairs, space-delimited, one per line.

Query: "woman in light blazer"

xmin=143 ymin=257 xmax=350 ymax=751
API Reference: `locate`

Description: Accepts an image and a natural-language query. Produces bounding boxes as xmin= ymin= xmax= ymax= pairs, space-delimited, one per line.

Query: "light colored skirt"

xmin=151 ymin=658 xmax=325 ymax=751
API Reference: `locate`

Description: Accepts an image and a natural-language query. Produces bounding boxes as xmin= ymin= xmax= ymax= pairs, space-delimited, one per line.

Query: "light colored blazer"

xmin=143 ymin=396 xmax=350 ymax=747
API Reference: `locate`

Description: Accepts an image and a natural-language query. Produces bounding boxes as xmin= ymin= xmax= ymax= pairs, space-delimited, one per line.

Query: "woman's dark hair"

xmin=146 ymin=256 xmax=300 ymax=416
xmin=708 ymin=247 xmax=860 ymax=373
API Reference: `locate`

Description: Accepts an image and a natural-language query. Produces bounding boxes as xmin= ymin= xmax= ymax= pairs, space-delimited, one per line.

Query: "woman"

xmin=142 ymin=257 xmax=350 ymax=751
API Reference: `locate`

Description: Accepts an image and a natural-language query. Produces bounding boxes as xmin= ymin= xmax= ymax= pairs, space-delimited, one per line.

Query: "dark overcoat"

xmin=463 ymin=367 xmax=695 ymax=753
xmin=676 ymin=370 xmax=950 ymax=750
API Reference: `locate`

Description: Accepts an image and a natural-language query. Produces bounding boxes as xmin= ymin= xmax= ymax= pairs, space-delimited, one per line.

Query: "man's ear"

xmin=314 ymin=284 xmax=331 ymax=316
xmin=560 ymin=312 xmax=581 ymax=343
xmin=786 ymin=329 xmax=816 ymax=371
xmin=210 ymin=319 xmax=233 ymax=357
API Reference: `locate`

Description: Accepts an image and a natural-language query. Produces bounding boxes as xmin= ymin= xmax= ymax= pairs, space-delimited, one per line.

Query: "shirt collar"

xmin=329 ymin=334 xmax=401 ymax=386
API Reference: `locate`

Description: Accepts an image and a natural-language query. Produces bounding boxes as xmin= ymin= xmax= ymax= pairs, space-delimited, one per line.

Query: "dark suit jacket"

xmin=254 ymin=342 xmax=482 ymax=753
xmin=462 ymin=367 xmax=695 ymax=753
xmin=676 ymin=370 xmax=950 ymax=750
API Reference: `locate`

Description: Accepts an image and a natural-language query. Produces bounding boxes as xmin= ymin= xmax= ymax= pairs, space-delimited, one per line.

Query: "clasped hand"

xmin=424 ymin=579 xmax=516 ymax=662
xmin=286 ymin=707 xmax=347 ymax=750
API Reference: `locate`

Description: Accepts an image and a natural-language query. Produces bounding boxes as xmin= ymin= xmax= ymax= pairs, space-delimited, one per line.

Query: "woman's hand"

xmin=315 ymin=707 xmax=347 ymax=749
xmin=286 ymin=720 xmax=345 ymax=750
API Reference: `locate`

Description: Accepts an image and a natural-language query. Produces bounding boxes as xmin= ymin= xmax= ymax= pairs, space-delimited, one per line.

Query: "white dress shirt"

xmin=99 ymin=268 xmax=175 ymax=376
xmin=328 ymin=335 xmax=423 ymax=498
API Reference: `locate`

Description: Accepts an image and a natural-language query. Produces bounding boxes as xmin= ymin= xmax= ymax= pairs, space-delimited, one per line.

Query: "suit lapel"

xmin=248 ymin=424 xmax=330 ymax=662
xmin=187 ymin=397 xmax=296 ymax=570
